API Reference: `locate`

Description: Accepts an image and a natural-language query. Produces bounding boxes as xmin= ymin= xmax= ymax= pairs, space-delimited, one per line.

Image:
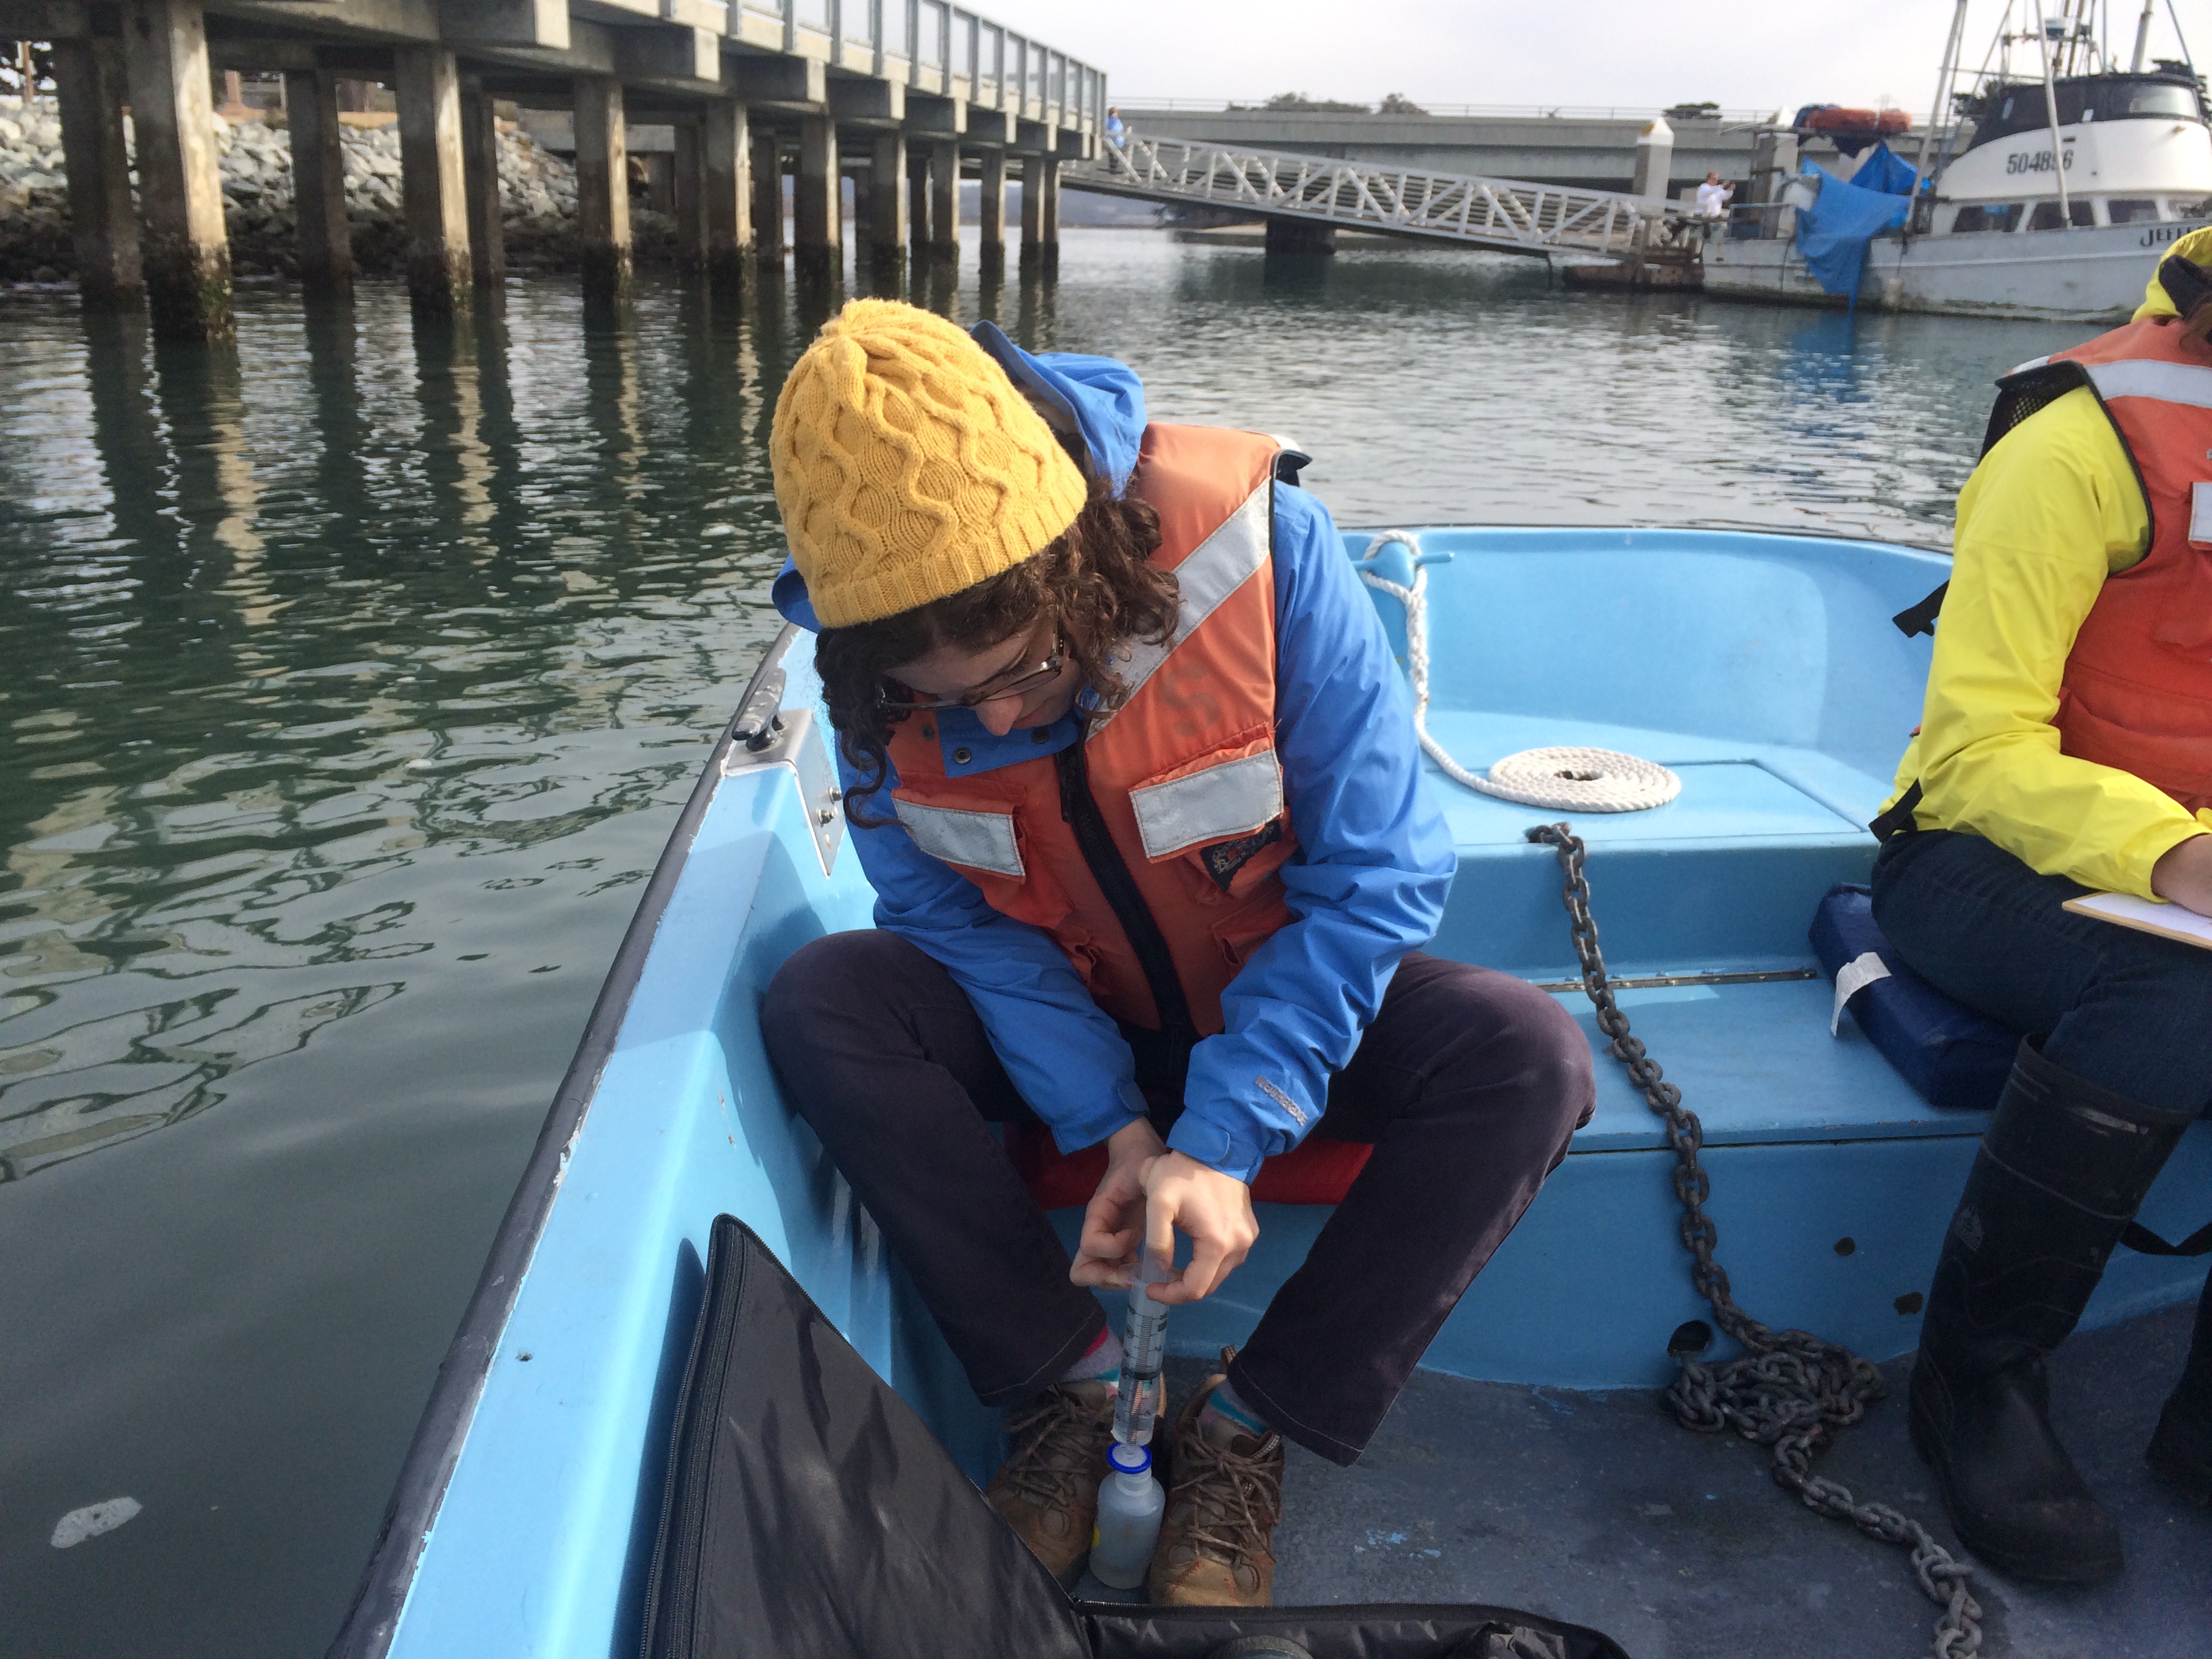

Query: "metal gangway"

xmin=1062 ymin=134 xmax=1668 ymax=259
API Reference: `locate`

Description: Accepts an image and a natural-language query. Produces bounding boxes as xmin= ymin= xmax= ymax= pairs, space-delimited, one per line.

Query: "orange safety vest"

xmin=1992 ymin=316 xmax=2212 ymax=812
xmin=886 ymin=424 xmax=1296 ymax=1044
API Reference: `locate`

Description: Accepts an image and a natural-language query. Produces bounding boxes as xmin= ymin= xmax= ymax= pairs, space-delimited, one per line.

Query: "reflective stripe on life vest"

xmin=893 ymin=798 xmax=1025 ymax=878
xmin=1130 ymin=747 xmax=1284 ymax=860
xmin=1090 ymin=484 xmax=1272 ymax=737
xmin=2078 ymin=355 xmax=2212 ymax=410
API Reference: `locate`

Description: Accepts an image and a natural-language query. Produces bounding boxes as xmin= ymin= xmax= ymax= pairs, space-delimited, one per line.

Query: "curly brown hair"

xmin=815 ymin=479 xmax=1177 ymax=825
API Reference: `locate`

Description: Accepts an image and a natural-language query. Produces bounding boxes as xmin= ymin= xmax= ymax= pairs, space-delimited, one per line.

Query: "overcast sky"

xmin=984 ymin=1 xmax=2201 ymax=121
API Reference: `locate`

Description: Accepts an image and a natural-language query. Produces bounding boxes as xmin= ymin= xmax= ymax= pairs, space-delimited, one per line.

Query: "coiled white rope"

xmin=1357 ymin=530 xmax=1683 ymax=814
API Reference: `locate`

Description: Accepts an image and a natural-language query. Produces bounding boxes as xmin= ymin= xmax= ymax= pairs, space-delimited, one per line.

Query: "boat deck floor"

xmin=1078 ymin=1306 xmax=2211 ymax=1656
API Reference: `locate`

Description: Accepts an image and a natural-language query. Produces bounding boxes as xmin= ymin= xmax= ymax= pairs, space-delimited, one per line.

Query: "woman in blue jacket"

xmin=761 ymin=300 xmax=1593 ymax=1605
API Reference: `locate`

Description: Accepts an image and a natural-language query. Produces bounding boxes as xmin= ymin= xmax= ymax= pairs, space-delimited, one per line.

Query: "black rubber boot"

xmin=2146 ymin=1267 xmax=2212 ymax=1504
xmin=1908 ymin=1038 xmax=2195 ymax=1583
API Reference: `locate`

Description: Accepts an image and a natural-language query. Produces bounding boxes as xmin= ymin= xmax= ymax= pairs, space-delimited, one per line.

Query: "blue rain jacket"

xmin=772 ymin=327 xmax=1454 ymax=1183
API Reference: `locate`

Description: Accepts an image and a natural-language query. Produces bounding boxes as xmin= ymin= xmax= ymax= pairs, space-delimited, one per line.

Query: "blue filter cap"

xmin=1108 ymin=1441 xmax=1151 ymax=1475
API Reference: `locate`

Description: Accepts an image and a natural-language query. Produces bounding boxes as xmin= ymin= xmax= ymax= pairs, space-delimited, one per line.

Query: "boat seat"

xmin=1004 ymin=1120 xmax=1374 ymax=1209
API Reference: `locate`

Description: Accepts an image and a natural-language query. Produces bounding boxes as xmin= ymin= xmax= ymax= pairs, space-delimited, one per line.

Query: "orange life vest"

xmin=885 ymin=424 xmax=1296 ymax=1045
xmin=1994 ymin=316 xmax=2212 ymax=812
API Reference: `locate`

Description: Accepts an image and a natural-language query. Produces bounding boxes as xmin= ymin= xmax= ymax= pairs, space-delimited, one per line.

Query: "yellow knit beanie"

xmin=771 ymin=299 xmax=1088 ymax=628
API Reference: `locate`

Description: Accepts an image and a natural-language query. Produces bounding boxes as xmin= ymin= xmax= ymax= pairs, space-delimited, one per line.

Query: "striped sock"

xmin=1060 ymin=1326 xmax=1122 ymax=1391
xmin=1200 ymin=1376 xmax=1270 ymax=1442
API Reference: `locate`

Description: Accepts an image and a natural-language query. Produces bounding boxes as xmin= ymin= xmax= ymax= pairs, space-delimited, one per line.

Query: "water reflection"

xmin=0 ymin=231 xmax=2089 ymax=1659
xmin=1 ymin=282 xmax=797 ymax=1192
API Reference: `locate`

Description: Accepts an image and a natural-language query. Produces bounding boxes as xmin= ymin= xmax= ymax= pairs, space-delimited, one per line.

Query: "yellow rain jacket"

xmin=1882 ymin=226 xmax=2212 ymax=895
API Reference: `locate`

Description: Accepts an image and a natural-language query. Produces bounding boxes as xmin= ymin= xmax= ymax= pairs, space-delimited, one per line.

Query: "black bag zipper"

xmin=638 ymin=1226 xmax=751 ymax=1659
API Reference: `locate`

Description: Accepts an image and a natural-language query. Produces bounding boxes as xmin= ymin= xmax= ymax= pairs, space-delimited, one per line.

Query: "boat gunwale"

xmin=322 ymin=621 xmax=801 ymax=1659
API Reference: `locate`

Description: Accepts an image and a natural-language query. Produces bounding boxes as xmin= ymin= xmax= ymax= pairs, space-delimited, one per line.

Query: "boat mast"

xmin=2034 ymin=0 xmax=2075 ymax=220
xmin=2131 ymin=0 xmax=2155 ymax=69
xmin=1913 ymin=0 xmax=1975 ymax=207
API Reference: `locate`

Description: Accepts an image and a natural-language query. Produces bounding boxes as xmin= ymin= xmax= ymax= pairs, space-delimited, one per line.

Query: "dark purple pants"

xmin=761 ymin=933 xmax=1595 ymax=1466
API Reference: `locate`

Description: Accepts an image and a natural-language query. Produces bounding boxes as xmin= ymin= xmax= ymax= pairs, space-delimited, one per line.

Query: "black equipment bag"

xmin=640 ymin=1214 xmax=1631 ymax=1659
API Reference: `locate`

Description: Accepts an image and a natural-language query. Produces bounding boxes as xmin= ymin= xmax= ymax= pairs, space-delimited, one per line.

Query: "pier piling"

xmin=794 ymin=115 xmax=839 ymax=272
xmin=52 ymin=36 xmax=142 ymax=306
xmin=24 ymin=0 xmax=1100 ymax=310
xmin=574 ymin=75 xmax=632 ymax=303
xmin=459 ymin=75 xmax=506 ymax=293
xmin=285 ymin=66 xmax=353 ymax=298
xmin=121 ymin=0 xmax=233 ymax=342
xmin=1040 ymin=159 xmax=1060 ymax=262
xmin=751 ymin=129 xmax=784 ymax=266
xmin=978 ymin=148 xmax=1006 ymax=270
xmin=395 ymin=47 xmax=472 ymax=316
xmin=907 ymin=140 xmax=929 ymax=258
xmin=672 ymin=121 xmax=708 ymax=272
xmin=703 ymin=100 xmax=753 ymax=291
xmin=1265 ymin=217 xmax=1336 ymax=255
xmin=1020 ymin=152 xmax=1058 ymax=269
xmin=929 ymin=139 xmax=958 ymax=264
xmin=871 ymin=130 xmax=908 ymax=272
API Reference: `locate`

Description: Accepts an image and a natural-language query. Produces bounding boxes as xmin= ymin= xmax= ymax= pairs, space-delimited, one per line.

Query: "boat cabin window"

xmin=1973 ymin=75 xmax=2206 ymax=147
xmin=1952 ymin=203 xmax=2024 ymax=233
xmin=2108 ymin=197 xmax=2163 ymax=224
xmin=2029 ymin=199 xmax=2095 ymax=230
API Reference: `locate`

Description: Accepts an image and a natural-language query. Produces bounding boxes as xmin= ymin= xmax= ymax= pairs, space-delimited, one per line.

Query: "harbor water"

xmin=0 ymin=228 xmax=2097 ymax=1657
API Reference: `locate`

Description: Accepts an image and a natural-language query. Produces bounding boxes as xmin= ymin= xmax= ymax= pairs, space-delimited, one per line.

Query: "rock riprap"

xmin=0 ymin=95 xmax=675 ymax=283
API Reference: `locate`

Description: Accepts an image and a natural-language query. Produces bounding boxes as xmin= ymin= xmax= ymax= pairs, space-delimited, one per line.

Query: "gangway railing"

xmin=1062 ymin=135 xmax=1671 ymax=258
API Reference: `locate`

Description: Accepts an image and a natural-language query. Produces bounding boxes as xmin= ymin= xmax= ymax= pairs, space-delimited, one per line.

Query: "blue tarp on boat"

xmin=1795 ymin=155 xmax=1913 ymax=304
xmin=1850 ymin=142 xmax=1923 ymax=197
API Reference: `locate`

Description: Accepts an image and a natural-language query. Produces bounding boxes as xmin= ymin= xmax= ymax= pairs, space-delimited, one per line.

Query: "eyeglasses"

xmin=876 ymin=636 xmax=1066 ymax=713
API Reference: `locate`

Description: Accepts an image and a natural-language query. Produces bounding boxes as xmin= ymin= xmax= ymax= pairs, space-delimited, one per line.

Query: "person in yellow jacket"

xmin=1872 ymin=228 xmax=2212 ymax=1585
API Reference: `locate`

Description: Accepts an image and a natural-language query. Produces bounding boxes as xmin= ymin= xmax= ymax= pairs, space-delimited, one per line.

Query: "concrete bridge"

xmin=0 ymin=0 xmax=1103 ymax=340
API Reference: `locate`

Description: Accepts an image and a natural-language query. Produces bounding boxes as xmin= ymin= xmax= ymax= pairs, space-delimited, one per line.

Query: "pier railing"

xmin=745 ymin=0 xmax=1103 ymax=132
xmin=1065 ymin=135 xmax=1665 ymax=258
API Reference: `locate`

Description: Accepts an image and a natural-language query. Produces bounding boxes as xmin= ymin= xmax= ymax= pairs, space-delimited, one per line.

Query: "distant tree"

xmin=1241 ymin=91 xmax=1374 ymax=114
xmin=1377 ymin=92 xmax=1429 ymax=116
xmin=1663 ymin=100 xmax=1721 ymax=121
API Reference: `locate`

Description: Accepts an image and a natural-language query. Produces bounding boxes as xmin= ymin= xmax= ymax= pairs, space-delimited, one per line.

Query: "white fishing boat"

xmin=1704 ymin=0 xmax=2212 ymax=319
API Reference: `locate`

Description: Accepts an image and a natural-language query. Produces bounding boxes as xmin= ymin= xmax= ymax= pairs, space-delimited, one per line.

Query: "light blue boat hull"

xmin=333 ymin=527 xmax=2211 ymax=1659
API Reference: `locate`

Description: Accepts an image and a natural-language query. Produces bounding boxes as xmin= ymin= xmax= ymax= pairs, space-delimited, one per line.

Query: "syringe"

xmin=1112 ymin=1248 xmax=1170 ymax=1446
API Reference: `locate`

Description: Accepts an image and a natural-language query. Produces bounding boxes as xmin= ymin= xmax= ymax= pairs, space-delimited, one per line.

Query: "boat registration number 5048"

xmin=2006 ymin=148 xmax=2074 ymax=174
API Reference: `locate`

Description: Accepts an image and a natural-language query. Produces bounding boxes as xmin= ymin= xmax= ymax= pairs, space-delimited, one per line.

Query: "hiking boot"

xmin=2147 ymin=1268 xmax=2212 ymax=1504
xmin=1908 ymin=1039 xmax=2192 ymax=1583
xmin=1149 ymin=1351 xmax=1284 ymax=1606
xmin=985 ymin=1379 xmax=1116 ymax=1588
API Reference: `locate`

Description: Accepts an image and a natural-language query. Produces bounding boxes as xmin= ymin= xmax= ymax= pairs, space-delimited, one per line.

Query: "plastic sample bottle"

xmin=1088 ymin=1440 xmax=1166 ymax=1589
xmin=1111 ymin=1250 xmax=1170 ymax=1446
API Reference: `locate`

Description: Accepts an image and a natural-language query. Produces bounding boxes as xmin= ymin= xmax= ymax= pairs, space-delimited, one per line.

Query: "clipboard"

xmin=2062 ymin=890 xmax=2212 ymax=951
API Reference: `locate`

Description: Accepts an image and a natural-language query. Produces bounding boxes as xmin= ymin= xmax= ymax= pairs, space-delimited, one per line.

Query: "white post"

xmin=2131 ymin=0 xmax=2156 ymax=70
xmin=1910 ymin=0 xmax=1973 ymax=209
xmin=1631 ymin=115 xmax=1673 ymax=203
xmin=2034 ymin=0 xmax=2074 ymax=222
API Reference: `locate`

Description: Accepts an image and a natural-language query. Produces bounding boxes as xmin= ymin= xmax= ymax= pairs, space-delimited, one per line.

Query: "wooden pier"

xmin=0 ymin=0 xmax=1102 ymax=339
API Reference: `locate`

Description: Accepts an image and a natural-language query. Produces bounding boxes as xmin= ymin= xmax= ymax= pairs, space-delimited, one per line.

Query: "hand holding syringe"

xmin=1069 ymin=1117 xmax=1261 ymax=1441
xmin=1111 ymin=1238 xmax=1170 ymax=1446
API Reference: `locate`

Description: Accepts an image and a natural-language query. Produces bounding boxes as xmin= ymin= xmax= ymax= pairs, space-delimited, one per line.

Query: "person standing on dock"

xmin=1107 ymin=105 xmax=1126 ymax=145
xmin=759 ymin=300 xmax=1593 ymax=1606
xmin=1694 ymin=171 xmax=1734 ymax=220
xmin=1869 ymin=228 xmax=2212 ymax=1585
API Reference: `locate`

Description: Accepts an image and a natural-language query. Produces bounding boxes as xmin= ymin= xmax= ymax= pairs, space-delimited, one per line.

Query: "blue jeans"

xmin=1870 ymin=829 xmax=2212 ymax=1115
